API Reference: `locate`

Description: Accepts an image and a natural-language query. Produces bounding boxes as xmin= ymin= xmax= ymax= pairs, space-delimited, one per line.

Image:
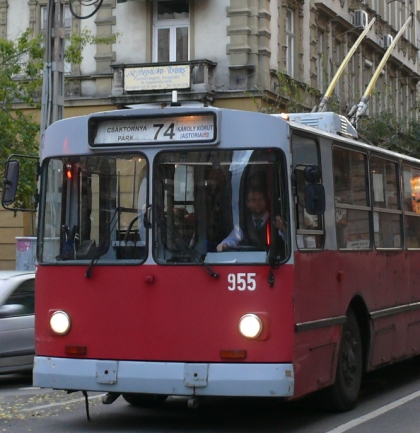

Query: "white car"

xmin=0 ymin=270 xmax=35 ymax=374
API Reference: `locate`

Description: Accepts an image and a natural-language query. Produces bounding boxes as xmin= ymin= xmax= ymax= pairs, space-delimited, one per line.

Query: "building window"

xmin=363 ymin=59 xmax=372 ymax=116
xmin=317 ymin=31 xmax=325 ymax=92
xmin=334 ymin=40 xmax=342 ymax=101
xmin=286 ymin=9 xmax=295 ymax=77
xmin=349 ymin=54 xmax=356 ymax=104
xmin=41 ymin=4 xmax=71 ymax=31
xmin=153 ymin=0 xmax=189 ymax=62
xmin=399 ymin=80 xmax=406 ymax=120
xmin=418 ymin=38 xmax=420 ymax=63
xmin=388 ymin=2 xmax=393 ymax=27
xmin=410 ymin=88 xmax=416 ymax=121
xmin=375 ymin=0 xmax=381 ymax=16
xmin=376 ymin=91 xmax=382 ymax=113
xmin=398 ymin=1 xmax=404 ymax=29
xmin=390 ymin=75 xmax=396 ymax=114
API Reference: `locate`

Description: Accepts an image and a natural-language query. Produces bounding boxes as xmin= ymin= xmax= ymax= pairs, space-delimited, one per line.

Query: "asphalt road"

xmin=1 ymin=357 xmax=420 ymax=433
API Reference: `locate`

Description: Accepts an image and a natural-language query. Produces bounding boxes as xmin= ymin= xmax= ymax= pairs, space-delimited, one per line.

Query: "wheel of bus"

xmin=328 ymin=309 xmax=363 ymax=412
xmin=122 ymin=393 xmax=167 ymax=408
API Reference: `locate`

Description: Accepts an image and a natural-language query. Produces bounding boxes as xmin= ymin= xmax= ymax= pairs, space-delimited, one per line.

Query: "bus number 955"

xmin=227 ymin=273 xmax=256 ymax=291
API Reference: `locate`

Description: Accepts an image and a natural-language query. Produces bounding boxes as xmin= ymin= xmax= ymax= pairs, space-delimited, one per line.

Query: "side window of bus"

xmin=333 ymin=146 xmax=371 ymax=250
xmin=291 ymin=135 xmax=323 ymax=250
xmin=370 ymin=156 xmax=401 ymax=249
xmin=402 ymin=165 xmax=420 ymax=249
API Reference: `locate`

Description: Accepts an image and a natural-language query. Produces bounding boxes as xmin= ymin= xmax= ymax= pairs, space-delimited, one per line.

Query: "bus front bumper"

xmin=33 ymin=356 xmax=294 ymax=397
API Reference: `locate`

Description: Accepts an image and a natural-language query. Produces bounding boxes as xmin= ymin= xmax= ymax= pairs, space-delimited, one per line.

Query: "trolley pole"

xmin=40 ymin=0 xmax=66 ymax=140
xmin=349 ymin=13 xmax=414 ymax=127
xmin=315 ymin=17 xmax=376 ymax=113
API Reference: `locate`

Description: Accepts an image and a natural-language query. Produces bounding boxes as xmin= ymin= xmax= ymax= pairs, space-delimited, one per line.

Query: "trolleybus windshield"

xmin=154 ymin=148 xmax=289 ymax=265
xmin=39 ymin=154 xmax=148 ymax=264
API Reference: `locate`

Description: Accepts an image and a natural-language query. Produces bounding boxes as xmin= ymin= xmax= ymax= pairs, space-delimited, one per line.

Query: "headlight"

xmin=238 ymin=314 xmax=263 ymax=339
xmin=50 ymin=311 xmax=71 ymax=335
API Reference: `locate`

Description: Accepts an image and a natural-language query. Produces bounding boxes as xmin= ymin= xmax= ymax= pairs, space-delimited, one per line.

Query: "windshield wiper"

xmin=85 ymin=241 xmax=110 ymax=278
xmin=85 ymin=207 xmax=121 ymax=278
xmin=157 ymin=217 xmax=219 ymax=278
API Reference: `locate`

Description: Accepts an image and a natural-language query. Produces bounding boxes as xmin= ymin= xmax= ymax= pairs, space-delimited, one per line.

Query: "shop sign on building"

xmin=124 ymin=65 xmax=191 ymax=91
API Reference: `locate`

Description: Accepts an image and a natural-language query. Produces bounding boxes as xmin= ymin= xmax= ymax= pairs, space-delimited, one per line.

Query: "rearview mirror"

xmin=0 ymin=304 xmax=26 ymax=318
xmin=303 ymin=165 xmax=322 ymax=184
xmin=1 ymin=154 xmax=39 ymax=212
xmin=305 ymin=183 xmax=325 ymax=215
xmin=2 ymin=159 xmax=19 ymax=206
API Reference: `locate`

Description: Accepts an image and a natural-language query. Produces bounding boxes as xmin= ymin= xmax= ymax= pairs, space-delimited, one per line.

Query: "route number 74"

xmin=153 ymin=123 xmax=175 ymax=140
xmin=227 ymin=273 xmax=257 ymax=291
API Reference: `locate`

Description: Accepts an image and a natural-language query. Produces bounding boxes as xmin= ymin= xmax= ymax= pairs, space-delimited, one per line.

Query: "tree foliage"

xmin=66 ymin=28 xmax=118 ymax=65
xmin=0 ymin=29 xmax=44 ymax=208
xmin=247 ymin=72 xmax=320 ymax=114
xmin=0 ymin=28 xmax=117 ymax=208
xmin=250 ymin=70 xmax=420 ymax=160
xmin=358 ymin=112 xmax=420 ymax=158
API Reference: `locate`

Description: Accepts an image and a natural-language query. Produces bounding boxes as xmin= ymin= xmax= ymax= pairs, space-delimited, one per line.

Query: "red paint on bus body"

xmin=34 ymin=249 xmax=420 ymax=400
xmin=292 ymin=249 xmax=420 ymax=398
xmin=35 ymin=264 xmax=295 ymax=363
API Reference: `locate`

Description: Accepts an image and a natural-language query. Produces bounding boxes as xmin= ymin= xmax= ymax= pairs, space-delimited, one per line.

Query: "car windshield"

xmin=39 ymin=154 xmax=148 ymax=264
xmin=154 ymin=148 xmax=288 ymax=265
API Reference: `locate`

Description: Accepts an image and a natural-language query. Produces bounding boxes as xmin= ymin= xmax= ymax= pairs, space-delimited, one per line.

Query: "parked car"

xmin=0 ymin=270 xmax=35 ymax=374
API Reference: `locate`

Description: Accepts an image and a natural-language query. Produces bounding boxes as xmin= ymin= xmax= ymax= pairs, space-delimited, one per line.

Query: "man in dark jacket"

xmin=216 ymin=188 xmax=286 ymax=254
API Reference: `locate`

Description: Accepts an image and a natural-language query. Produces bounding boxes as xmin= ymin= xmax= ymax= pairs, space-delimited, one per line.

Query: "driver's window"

xmin=154 ymin=149 xmax=288 ymax=265
xmin=292 ymin=134 xmax=324 ymax=250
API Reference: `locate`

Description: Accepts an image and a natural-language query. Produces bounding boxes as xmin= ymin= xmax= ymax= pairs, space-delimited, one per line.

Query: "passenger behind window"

xmin=216 ymin=188 xmax=286 ymax=256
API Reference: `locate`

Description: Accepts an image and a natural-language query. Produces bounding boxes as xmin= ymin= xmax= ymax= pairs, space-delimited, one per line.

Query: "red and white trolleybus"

xmin=3 ymin=105 xmax=420 ymax=412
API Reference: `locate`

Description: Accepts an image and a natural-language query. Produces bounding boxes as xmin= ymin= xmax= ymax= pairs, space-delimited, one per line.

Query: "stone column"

xmin=0 ymin=0 xmax=7 ymax=40
xmin=94 ymin=0 xmax=116 ymax=96
xmin=227 ymin=0 xmax=272 ymax=91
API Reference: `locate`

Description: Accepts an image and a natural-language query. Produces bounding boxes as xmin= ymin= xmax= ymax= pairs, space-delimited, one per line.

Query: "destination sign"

xmin=90 ymin=114 xmax=216 ymax=146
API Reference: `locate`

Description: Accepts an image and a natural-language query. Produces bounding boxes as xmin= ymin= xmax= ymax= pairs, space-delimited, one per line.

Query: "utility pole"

xmin=40 ymin=0 xmax=66 ymax=139
xmin=39 ymin=0 xmax=105 ymax=139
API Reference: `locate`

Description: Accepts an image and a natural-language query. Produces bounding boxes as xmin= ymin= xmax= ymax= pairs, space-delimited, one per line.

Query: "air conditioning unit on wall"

xmin=352 ymin=10 xmax=368 ymax=29
xmin=383 ymin=34 xmax=394 ymax=49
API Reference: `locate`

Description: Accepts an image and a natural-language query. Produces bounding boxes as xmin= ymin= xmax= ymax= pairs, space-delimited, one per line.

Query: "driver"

xmin=216 ymin=188 xmax=286 ymax=252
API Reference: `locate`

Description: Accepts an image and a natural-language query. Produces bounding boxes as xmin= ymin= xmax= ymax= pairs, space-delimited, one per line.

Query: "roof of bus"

xmin=282 ymin=112 xmax=420 ymax=166
xmin=42 ymin=106 xmax=420 ymax=167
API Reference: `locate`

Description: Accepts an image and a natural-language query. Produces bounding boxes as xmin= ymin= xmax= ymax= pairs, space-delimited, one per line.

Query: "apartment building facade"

xmin=0 ymin=0 xmax=419 ymax=268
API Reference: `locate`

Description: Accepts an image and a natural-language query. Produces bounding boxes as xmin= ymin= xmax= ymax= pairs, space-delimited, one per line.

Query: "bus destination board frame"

xmin=88 ymin=112 xmax=218 ymax=147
